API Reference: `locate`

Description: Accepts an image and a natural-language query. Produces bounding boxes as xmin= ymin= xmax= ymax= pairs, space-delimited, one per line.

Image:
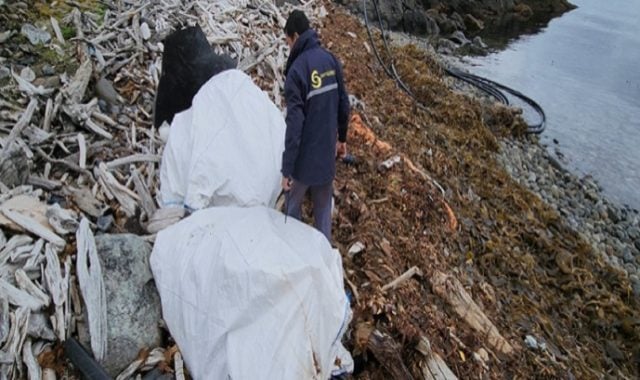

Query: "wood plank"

xmin=416 ymin=337 xmax=458 ymax=380
xmin=431 ymin=271 xmax=515 ymax=356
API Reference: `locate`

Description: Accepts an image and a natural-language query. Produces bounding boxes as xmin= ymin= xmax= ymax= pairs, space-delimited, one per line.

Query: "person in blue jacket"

xmin=281 ymin=10 xmax=350 ymax=243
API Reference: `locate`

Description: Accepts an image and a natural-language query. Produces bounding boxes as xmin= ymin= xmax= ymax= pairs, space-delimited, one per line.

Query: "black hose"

xmin=63 ymin=337 xmax=112 ymax=380
xmin=363 ymin=0 xmax=428 ymax=111
xmin=446 ymin=67 xmax=546 ymax=133
xmin=362 ymin=0 xmax=546 ymax=134
xmin=446 ymin=68 xmax=509 ymax=104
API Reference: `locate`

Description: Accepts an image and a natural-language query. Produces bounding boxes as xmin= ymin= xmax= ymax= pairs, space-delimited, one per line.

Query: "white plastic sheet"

xmin=150 ymin=206 xmax=352 ymax=379
xmin=159 ymin=69 xmax=286 ymax=210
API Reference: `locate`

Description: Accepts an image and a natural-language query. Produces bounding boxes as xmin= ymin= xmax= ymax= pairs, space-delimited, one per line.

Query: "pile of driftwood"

xmin=0 ymin=0 xmax=328 ymax=378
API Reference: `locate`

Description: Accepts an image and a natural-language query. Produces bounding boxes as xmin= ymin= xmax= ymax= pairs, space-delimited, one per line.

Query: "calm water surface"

xmin=466 ymin=0 xmax=640 ymax=209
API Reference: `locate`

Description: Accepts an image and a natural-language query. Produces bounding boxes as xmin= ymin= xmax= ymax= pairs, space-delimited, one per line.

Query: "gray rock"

xmin=95 ymin=77 xmax=119 ymax=105
xmin=472 ymin=36 xmax=487 ymax=49
xmin=623 ymin=248 xmax=635 ymax=264
xmin=96 ymin=215 xmax=114 ymax=232
xmin=524 ymin=335 xmax=538 ymax=350
xmin=91 ymin=234 xmax=163 ymax=376
xmin=20 ymin=66 xmax=36 ymax=82
xmin=41 ymin=64 xmax=56 ymax=76
xmin=633 ymin=281 xmax=640 ymax=298
xmin=140 ymin=22 xmax=151 ymax=40
xmin=465 ymin=14 xmax=485 ymax=31
xmin=21 ymin=24 xmax=51 ymax=45
xmin=437 ymin=38 xmax=458 ymax=54
xmin=403 ymin=10 xmax=440 ymax=36
xmin=449 ymin=30 xmax=470 ymax=45
xmin=629 ymin=227 xmax=640 ymax=240
xmin=0 ymin=66 xmax=10 ymax=80
xmin=438 ymin=18 xmax=458 ymax=34
xmin=450 ymin=12 xmax=465 ymax=30
xmin=423 ymin=14 xmax=440 ymax=36
xmin=32 ymin=75 xmax=61 ymax=89
xmin=605 ymin=243 xmax=624 ymax=258
xmin=0 ymin=30 xmax=13 ymax=44
xmin=615 ymin=227 xmax=627 ymax=241
xmin=635 ymin=239 xmax=640 ymax=251
xmin=624 ymin=263 xmax=637 ymax=276
xmin=608 ymin=206 xmax=620 ymax=223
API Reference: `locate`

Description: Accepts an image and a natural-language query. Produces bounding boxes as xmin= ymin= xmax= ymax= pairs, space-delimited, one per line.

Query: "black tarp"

xmin=154 ymin=25 xmax=236 ymax=128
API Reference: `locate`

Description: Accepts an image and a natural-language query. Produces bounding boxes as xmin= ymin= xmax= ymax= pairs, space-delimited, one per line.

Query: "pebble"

xmin=608 ymin=206 xmax=620 ymax=223
xmin=624 ymin=263 xmax=636 ymax=275
xmin=623 ymin=249 xmax=635 ymax=264
xmin=0 ymin=66 xmax=10 ymax=80
xmin=32 ymin=76 xmax=61 ymax=89
xmin=21 ymin=23 xmax=51 ymax=45
xmin=41 ymin=64 xmax=55 ymax=76
xmin=97 ymin=215 xmax=114 ymax=232
xmin=472 ymin=36 xmax=487 ymax=48
xmin=0 ymin=30 xmax=13 ymax=44
xmin=524 ymin=335 xmax=538 ymax=350
xmin=348 ymin=241 xmax=365 ymax=258
xmin=20 ymin=66 xmax=35 ymax=82
xmin=140 ymin=22 xmax=151 ymax=40
xmin=95 ymin=77 xmax=119 ymax=104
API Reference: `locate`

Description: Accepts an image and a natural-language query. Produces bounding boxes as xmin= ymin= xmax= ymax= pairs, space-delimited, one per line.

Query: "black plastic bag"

xmin=154 ymin=25 xmax=236 ymax=128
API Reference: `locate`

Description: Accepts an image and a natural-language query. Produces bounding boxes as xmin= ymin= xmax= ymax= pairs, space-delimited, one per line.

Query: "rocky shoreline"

xmin=387 ymin=13 xmax=640 ymax=294
xmin=336 ymin=0 xmax=575 ymax=54
xmin=497 ymin=138 xmax=640 ymax=295
xmin=431 ymin=46 xmax=640 ymax=295
xmin=1 ymin=0 xmax=637 ymax=377
xmin=368 ymin=19 xmax=640 ymax=298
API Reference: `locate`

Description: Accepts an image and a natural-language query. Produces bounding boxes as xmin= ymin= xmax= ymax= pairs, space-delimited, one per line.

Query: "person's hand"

xmin=281 ymin=176 xmax=292 ymax=191
xmin=336 ymin=142 xmax=347 ymax=159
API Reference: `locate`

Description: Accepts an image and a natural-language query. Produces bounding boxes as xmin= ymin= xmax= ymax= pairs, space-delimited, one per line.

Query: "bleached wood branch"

xmin=0 ymin=209 xmax=65 ymax=250
xmin=1 ymin=98 xmax=38 ymax=156
xmin=75 ymin=218 xmax=107 ymax=361
xmin=381 ymin=266 xmax=422 ymax=292
xmin=105 ymin=154 xmax=160 ymax=169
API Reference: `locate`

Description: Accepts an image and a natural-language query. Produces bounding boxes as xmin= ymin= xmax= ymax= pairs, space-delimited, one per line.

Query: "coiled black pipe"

xmin=362 ymin=0 xmax=546 ymax=134
xmin=446 ymin=67 xmax=547 ymax=133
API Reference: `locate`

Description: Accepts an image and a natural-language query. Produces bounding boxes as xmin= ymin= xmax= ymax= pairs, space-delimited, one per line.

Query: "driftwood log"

xmin=431 ymin=271 xmax=515 ymax=356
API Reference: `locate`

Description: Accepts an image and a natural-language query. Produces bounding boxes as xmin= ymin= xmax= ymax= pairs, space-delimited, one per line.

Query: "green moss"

xmin=61 ymin=25 xmax=76 ymax=40
xmin=37 ymin=47 xmax=60 ymax=65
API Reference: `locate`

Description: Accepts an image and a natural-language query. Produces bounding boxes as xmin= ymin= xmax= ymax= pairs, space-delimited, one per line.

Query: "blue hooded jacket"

xmin=281 ymin=29 xmax=350 ymax=186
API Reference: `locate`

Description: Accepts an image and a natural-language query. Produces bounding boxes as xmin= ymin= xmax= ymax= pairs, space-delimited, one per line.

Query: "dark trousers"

xmin=286 ymin=180 xmax=333 ymax=243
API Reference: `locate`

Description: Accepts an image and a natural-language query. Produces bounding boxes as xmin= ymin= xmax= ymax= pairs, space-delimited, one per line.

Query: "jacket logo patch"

xmin=311 ymin=70 xmax=322 ymax=89
xmin=310 ymin=70 xmax=335 ymax=89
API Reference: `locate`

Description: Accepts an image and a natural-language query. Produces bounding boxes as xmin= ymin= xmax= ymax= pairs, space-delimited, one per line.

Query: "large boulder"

xmin=89 ymin=234 xmax=162 ymax=376
xmin=403 ymin=10 xmax=440 ymax=36
xmin=464 ymin=13 xmax=485 ymax=32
